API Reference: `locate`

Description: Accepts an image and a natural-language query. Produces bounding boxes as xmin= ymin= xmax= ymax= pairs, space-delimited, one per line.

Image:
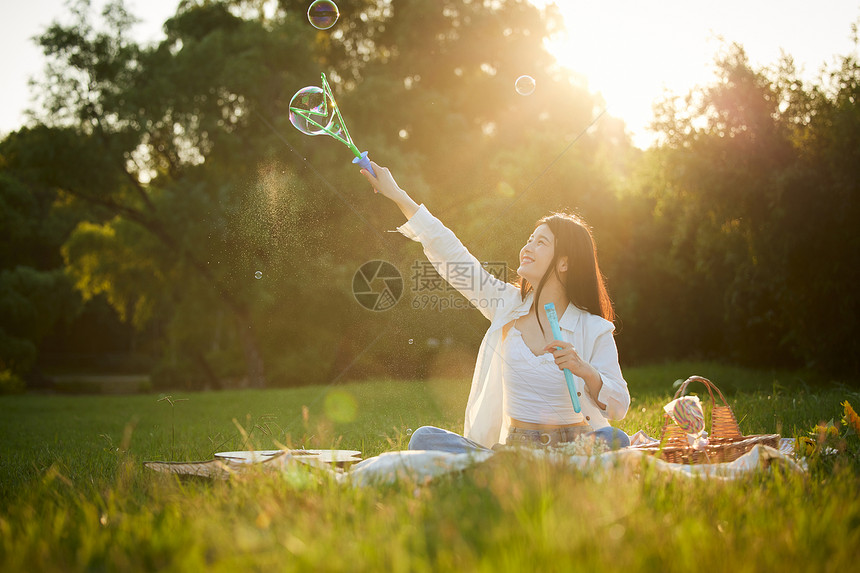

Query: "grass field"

xmin=1 ymin=362 xmax=859 ymax=571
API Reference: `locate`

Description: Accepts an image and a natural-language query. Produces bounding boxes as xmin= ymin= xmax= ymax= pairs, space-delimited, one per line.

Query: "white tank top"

xmin=502 ymin=325 xmax=585 ymax=425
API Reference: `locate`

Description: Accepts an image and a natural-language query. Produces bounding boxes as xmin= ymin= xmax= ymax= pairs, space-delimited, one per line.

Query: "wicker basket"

xmin=635 ymin=376 xmax=780 ymax=464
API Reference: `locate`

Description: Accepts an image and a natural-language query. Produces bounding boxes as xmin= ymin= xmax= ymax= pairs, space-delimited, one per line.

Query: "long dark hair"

xmin=519 ymin=212 xmax=615 ymax=336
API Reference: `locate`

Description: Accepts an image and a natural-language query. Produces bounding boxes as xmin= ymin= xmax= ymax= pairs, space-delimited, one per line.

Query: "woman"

xmin=360 ymin=162 xmax=631 ymax=453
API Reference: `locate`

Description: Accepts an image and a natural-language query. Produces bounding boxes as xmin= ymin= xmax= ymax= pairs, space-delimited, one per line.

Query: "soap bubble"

xmin=254 ymin=271 xmax=263 ymax=280
xmin=406 ymin=428 xmax=413 ymax=436
xmin=289 ymin=86 xmax=334 ymax=135
xmin=308 ymin=0 xmax=339 ymax=30
xmin=408 ymin=339 xmax=414 ymax=344
xmin=515 ymin=75 xmax=536 ymax=96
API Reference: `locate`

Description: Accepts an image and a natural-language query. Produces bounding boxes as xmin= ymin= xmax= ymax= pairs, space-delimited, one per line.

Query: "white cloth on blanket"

xmin=145 ymin=441 xmax=805 ymax=485
xmin=342 ymin=450 xmax=495 ymax=487
xmin=340 ymin=444 xmax=804 ymax=484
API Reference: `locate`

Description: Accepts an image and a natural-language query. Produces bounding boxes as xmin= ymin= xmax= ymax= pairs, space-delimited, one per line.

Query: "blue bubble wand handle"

xmin=544 ymin=303 xmax=582 ymax=413
xmin=351 ymin=151 xmax=374 ymax=175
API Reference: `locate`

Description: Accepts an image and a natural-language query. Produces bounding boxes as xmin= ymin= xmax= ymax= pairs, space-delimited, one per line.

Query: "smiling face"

xmin=517 ymin=223 xmax=566 ymax=285
xmin=517 ymin=211 xmax=614 ymax=322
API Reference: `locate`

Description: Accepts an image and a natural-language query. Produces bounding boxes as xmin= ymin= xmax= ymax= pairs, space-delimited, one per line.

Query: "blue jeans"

xmin=407 ymin=425 xmax=630 ymax=454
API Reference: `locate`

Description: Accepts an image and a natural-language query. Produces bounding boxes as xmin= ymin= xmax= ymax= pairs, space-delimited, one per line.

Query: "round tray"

xmin=215 ymin=449 xmax=362 ymax=465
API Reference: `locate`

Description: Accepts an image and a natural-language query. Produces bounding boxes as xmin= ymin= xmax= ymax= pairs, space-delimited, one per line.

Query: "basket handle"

xmin=670 ymin=376 xmax=742 ymax=439
xmin=672 ymin=376 xmax=730 ymax=407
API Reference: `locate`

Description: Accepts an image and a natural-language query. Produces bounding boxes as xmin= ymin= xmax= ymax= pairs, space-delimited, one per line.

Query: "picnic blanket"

xmin=144 ymin=438 xmax=804 ymax=486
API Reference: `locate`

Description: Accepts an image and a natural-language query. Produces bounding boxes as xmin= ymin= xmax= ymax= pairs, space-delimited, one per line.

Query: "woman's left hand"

xmin=543 ymin=339 xmax=606 ymax=409
xmin=542 ymin=340 xmax=592 ymax=378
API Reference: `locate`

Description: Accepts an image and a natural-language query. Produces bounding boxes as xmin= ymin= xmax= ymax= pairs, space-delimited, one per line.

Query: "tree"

xmin=774 ymin=49 xmax=860 ymax=374
xmin=0 ymin=135 xmax=88 ymax=385
xmin=30 ymin=0 xmax=323 ymax=388
xmin=631 ymin=42 xmax=860 ymax=376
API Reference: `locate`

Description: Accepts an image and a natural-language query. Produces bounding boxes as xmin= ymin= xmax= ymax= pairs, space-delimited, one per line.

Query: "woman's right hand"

xmin=360 ymin=161 xmax=420 ymax=219
xmin=360 ymin=161 xmax=404 ymax=201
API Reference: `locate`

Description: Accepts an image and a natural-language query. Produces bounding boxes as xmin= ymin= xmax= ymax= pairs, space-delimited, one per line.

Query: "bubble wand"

xmin=288 ymin=72 xmax=376 ymax=176
xmin=544 ymin=302 xmax=582 ymax=413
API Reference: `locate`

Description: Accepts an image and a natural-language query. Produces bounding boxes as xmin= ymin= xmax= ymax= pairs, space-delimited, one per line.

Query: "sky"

xmin=1 ymin=0 xmax=858 ymax=148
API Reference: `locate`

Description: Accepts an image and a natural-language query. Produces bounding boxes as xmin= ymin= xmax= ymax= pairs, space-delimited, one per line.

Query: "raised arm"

xmin=359 ymin=161 xmax=521 ymax=322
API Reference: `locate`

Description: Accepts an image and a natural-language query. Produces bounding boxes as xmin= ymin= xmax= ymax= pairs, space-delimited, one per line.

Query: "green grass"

xmin=1 ymin=362 xmax=858 ymax=572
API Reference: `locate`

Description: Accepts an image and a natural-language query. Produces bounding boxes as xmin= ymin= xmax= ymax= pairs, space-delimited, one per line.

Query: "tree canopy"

xmin=1 ymin=0 xmax=858 ymax=390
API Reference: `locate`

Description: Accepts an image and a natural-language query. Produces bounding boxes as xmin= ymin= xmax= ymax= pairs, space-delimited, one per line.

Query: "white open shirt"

xmin=397 ymin=204 xmax=630 ymax=448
